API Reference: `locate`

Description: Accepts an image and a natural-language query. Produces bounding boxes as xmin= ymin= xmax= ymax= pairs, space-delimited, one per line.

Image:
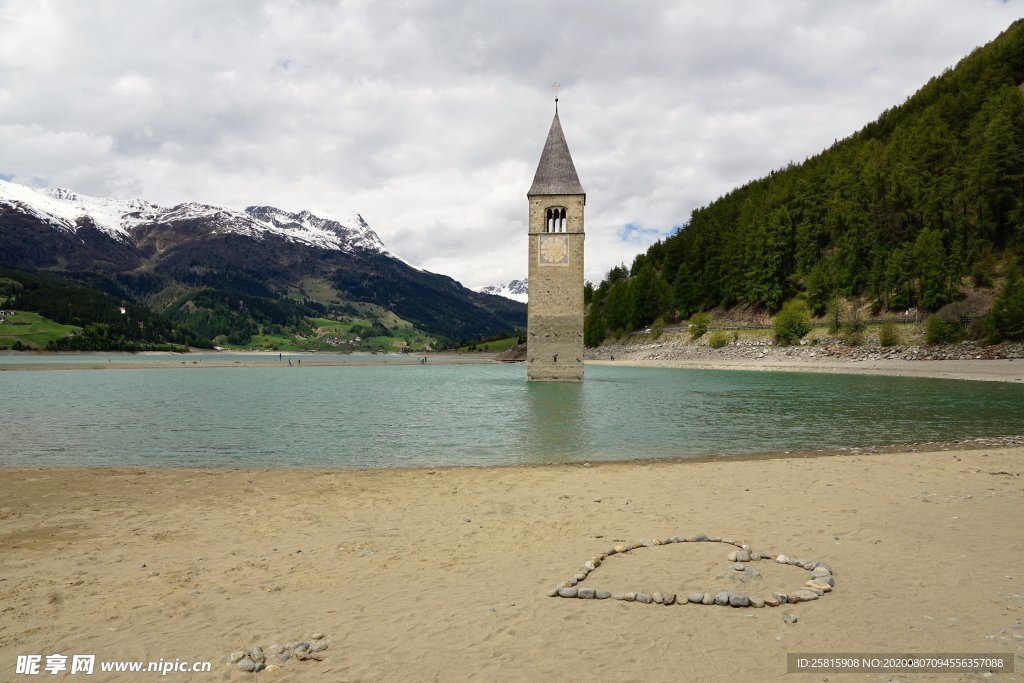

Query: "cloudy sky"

xmin=1 ymin=1 xmax=1021 ymax=288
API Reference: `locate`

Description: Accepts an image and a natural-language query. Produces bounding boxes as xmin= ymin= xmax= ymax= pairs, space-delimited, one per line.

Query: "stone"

xmin=764 ymin=595 xmax=780 ymax=607
xmin=736 ymin=549 xmax=751 ymax=562
xmin=728 ymin=593 xmax=750 ymax=607
xmin=237 ymin=659 xmax=257 ymax=673
xmin=595 ymin=591 xmax=611 ymax=600
xmin=269 ymin=644 xmax=285 ymax=655
xmin=653 ymin=592 xmax=664 ymax=604
xmin=574 ymin=573 xmax=586 ymax=581
xmin=309 ymin=641 xmax=328 ymax=653
xmin=248 ymin=647 xmax=265 ymax=664
xmin=310 ymin=632 xmax=325 ymax=640
xmin=293 ymin=642 xmax=309 ymax=652
xmin=714 ymin=591 xmax=730 ymax=606
xmin=811 ymin=566 xmax=831 ymax=578
xmin=722 ymin=538 xmax=735 ymax=545
xmin=228 ymin=652 xmax=245 ymax=664
xmin=663 ymin=593 xmax=676 ymax=606
xmin=776 ymin=555 xmax=790 ymax=564
xmin=547 ymin=587 xmax=559 ymax=597
xmin=686 ymin=535 xmax=700 ymax=542
xmin=557 ymin=587 xmax=578 ymax=598
xmin=611 ymin=592 xmax=625 ymax=600
xmin=688 ymin=592 xmax=704 ymax=604
xmin=702 ymin=593 xmax=715 ymax=605
xmin=577 ymin=588 xmax=595 ymax=599
xmin=750 ymin=596 xmax=765 ymax=608
xmin=807 ymin=579 xmax=832 ymax=593
xmin=733 ymin=562 xmax=745 ymax=571
xmin=771 ymin=592 xmax=789 ymax=604
xmin=640 ymin=538 xmax=654 ymax=547
xmin=636 ymin=593 xmax=653 ymax=604
xmin=783 ymin=613 xmax=798 ymax=624
xmin=613 ymin=544 xmax=627 ymax=554
xmin=790 ymin=589 xmax=819 ymax=602
xmin=624 ymin=592 xmax=637 ymax=602
xmin=584 ymin=561 xmax=596 ymax=571
xmin=727 ymin=551 xmax=737 ymax=562
xmin=759 ymin=552 xmax=773 ymax=560
xmin=653 ymin=538 xmax=662 ymax=545
xmin=815 ymin=575 xmax=835 ymax=587
xmin=696 ymin=534 xmax=709 ymax=542
xmin=264 ymin=665 xmax=282 ymax=673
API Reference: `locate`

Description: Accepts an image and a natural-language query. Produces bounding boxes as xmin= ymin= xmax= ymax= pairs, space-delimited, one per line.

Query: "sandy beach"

xmin=2 ymin=446 xmax=1022 ymax=681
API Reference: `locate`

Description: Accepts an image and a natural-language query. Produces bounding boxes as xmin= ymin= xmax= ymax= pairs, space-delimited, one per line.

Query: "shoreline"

xmin=589 ymin=356 xmax=1024 ymax=383
xmin=0 ymin=351 xmax=496 ymax=372
xmin=2 ymin=445 xmax=1021 ymax=680
xmin=3 ymin=434 xmax=1022 ymax=474
xmin=2 ymin=351 xmax=1024 ymax=383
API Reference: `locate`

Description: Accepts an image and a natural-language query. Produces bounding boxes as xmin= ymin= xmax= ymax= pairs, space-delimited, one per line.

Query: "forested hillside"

xmin=586 ymin=20 xmax=1024 ymax=346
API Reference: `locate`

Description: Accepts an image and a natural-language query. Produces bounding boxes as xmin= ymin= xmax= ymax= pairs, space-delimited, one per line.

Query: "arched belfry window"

xmin=545 ymin=207 xmax=567 ymax=232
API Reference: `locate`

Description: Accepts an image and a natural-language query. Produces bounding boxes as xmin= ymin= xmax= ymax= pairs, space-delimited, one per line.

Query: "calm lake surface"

xmin=2 ymin=357 xmax=1023 ymax=468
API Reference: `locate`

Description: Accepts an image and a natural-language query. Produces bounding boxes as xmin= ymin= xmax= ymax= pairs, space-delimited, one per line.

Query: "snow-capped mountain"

xmin=476 ymin=278 xmax=528 ymax=303
xmin=0 ymin=179 xmax=391 ymax=256
xmin=0 ymin=178 xmax=526 ymax=342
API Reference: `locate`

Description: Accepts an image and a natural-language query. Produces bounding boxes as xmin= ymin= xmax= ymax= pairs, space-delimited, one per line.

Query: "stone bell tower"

xmin=527 ymin=105 xmax=585 ymax=382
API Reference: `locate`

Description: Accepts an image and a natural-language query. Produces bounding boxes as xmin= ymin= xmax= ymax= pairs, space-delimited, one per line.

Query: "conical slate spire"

xmin=528 ymin=112 xmax=585 ymax=196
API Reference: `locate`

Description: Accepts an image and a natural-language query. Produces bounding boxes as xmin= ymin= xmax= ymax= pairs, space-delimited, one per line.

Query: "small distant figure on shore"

xmin=279 ymin=352 xmax=282 ymax=361
xmin=420 ymin=357 xmax=427 ymax=364
xmin=297 ymin=359 xmax=301 ymax=365
xmin=288 ymin=359 xmax=292 ymax=366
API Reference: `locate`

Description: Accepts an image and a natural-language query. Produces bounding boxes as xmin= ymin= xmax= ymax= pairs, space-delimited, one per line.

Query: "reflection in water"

xmin=525 ymin=380 xmax=587 ymax=464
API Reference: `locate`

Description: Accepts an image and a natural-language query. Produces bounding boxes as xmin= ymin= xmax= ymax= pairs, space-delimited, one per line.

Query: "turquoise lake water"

xmin=2 ymin=358 xmax=1023 ymax=468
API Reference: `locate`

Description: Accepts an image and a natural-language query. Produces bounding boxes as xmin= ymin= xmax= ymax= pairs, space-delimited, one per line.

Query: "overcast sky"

xmin=1 ymin=1 xmax=1021 ymax=288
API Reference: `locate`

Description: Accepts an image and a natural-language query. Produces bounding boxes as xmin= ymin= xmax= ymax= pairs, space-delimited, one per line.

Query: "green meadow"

xmin=0 ymin=311 xmax=81 ymax=349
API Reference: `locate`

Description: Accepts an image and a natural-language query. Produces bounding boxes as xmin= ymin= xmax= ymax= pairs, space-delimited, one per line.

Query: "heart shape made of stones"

xmin=547 ymin=534 xmax=835 ymax=608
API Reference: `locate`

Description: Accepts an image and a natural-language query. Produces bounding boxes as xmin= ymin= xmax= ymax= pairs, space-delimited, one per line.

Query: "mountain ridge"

xmin=584 ymin=19 xmax=1024 ymax=346
xmin=0 ymin=179 xmax=394 ymax=256
xmin=0 ymin=179 xmax=525 ymax=348
xmin=475 ymin=278 xmax=528 ymax=303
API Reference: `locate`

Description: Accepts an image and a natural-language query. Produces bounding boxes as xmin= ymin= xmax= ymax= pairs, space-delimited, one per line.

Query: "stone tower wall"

xmin=527 ymin=193 xmax=584 ymax=381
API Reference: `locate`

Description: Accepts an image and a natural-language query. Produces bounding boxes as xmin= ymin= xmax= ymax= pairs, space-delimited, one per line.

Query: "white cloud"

xmin=0 ymin=0 xmax=1020 ymax=287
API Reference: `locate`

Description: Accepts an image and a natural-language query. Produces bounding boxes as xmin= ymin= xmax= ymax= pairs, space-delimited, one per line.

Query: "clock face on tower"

xmin=539 ymin=234 xmax=569 ymax=265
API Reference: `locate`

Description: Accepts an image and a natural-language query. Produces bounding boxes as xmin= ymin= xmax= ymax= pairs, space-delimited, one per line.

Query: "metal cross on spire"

xmin=551 ymin=81 xmax=561 ymax=111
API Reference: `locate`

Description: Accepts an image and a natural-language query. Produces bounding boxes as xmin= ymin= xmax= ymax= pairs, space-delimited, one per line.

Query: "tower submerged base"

xmin=527 ymin=365 xmax=583 ymax=382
